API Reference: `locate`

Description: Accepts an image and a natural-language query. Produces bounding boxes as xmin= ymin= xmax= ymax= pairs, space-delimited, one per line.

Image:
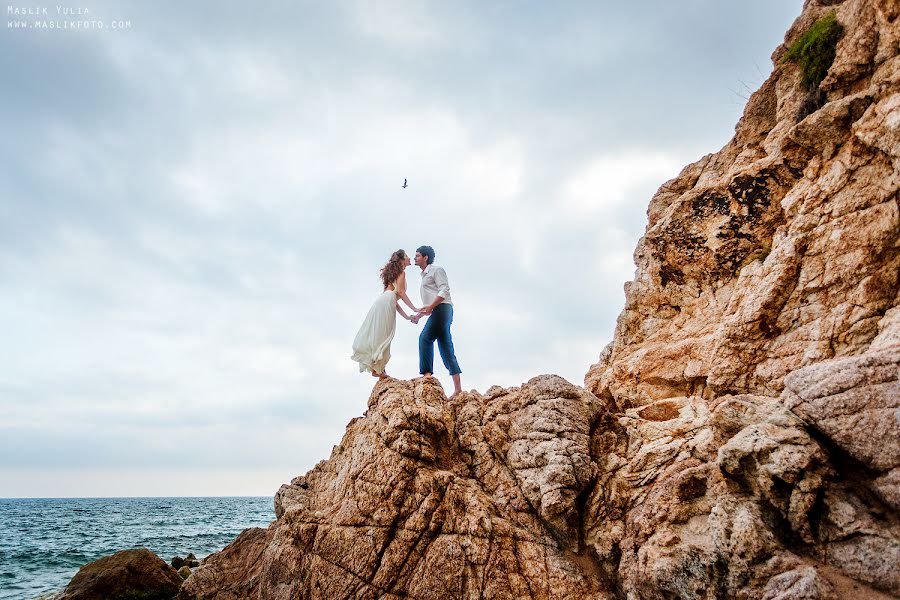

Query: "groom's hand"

xmin=410 ymin=314 xmax=421 ymax=324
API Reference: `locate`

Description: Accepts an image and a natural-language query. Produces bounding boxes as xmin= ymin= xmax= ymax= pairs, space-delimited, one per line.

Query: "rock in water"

xmin=58 ymin=548 xmax=182 ymax=600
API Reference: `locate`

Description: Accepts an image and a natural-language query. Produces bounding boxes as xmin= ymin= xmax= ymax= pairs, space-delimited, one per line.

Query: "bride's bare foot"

xmin=379 ymin=371 xmax=388 ymax=379
xmin=371 ymin=370 xmax=380 ymax=378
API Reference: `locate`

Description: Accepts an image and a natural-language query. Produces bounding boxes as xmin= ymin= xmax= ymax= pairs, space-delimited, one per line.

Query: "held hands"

xmin=408 ymin=305 xmax=428 ymax=325
xmin=409 ymin=308 xmax=431 ymax=324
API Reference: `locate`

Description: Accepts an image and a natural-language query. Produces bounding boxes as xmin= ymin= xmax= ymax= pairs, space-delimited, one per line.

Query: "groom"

xmin=410 ymin=245 xmax=462 ymax=398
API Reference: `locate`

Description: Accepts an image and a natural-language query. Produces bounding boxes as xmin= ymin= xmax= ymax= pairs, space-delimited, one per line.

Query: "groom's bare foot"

xmin=414 ymin=372 xmax=434 ymax=380
xmin=450 ymin=375 xmax=462 ymax=399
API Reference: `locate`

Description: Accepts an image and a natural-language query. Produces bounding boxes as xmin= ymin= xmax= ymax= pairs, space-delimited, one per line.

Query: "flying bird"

xmin=402 ymin=178 xmax=408 ymax=189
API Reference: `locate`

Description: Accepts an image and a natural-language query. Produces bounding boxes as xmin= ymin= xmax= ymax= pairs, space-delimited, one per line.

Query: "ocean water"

xmin=0 ymin=496 xmax=273 ymax=599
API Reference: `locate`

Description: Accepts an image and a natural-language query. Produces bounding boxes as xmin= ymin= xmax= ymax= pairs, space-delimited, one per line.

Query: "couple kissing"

xmin=350 ymin=245 xmax=463 ymax=398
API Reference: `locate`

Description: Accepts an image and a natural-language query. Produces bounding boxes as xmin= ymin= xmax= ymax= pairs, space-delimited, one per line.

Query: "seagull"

xmin=402 ymin=178 xmax=408 ymax=189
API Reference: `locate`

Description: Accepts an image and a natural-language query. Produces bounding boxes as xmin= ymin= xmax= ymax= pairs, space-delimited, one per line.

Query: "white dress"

xmin=351 ymin=286 xmax=399 ymax=374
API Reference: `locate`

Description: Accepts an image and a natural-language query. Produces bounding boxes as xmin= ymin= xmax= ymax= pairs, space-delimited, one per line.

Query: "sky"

xmin=0 ymin=1 xmax=803 ymax=497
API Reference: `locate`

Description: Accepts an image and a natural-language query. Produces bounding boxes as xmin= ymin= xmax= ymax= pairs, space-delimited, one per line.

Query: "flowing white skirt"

xmin=351 ymin=290 xmax=398 ymax=374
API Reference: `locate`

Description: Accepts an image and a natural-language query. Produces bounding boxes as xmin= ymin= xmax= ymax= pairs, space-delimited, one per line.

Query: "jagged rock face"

xmin=574 ymin=0 xmax=900 ymax=596
xmin=785 ymin=344 xmax=900 ymax=510
xmin=180 ymin=1 xmax=900 ymax=598
xmin=588 ymin=390 xmax=899 ymax=599
xmin=585 ymin=0 xmax=900 ymax=409
xmin=180 ymin=371 xmax=900 ymax=599
xmin=182 ymin=376 xmax=610 ymax=599
xmin=263 ymin=376 xmax=607 ymax=599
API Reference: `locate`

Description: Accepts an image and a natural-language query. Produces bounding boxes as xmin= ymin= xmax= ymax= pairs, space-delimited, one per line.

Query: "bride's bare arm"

xmin=395 ymin=272 xmax=419 ymax=312
xmin=396 ymin=303 xmax=412 ymax=320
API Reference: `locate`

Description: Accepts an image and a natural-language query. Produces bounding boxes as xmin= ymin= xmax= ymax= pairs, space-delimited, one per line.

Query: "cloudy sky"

xmin=0 ymin=1 xmax=802 ymax=497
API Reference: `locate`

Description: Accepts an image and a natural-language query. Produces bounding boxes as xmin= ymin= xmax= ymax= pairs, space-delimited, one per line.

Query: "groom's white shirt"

xmin=420 ymin=264 xmax=453 ymax=307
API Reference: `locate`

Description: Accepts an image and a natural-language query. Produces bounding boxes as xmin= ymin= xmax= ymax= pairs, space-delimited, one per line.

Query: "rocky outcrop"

xmin=181 ymin=0 xmax=899 ymax=598
xmin=784 ymin=345 xmax=900 ymax=510
xmin=177 ymin=528 xmax=269 ymax=600
xmin=254 ymin=376 xmax=606 ymax=598
xmin=57 ymin=548 xmax=183 ymax=600
xmin=584 ymin=0 xmax=899 ymax=409
xmin=181 ymin=370 xmax=899 ymax=599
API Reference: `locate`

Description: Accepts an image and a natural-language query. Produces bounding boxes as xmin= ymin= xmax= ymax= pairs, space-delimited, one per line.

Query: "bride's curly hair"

xmin=380 ymin=249 xmax=407 ymax=289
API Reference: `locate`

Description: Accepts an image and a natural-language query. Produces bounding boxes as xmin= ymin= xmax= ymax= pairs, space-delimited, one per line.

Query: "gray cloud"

xmin=0 ymin=0 xmax=803 ymax=496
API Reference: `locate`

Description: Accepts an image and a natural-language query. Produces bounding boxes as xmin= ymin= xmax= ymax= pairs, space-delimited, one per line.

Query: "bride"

xmin=351 ymin=249 xmax=420 ymax=378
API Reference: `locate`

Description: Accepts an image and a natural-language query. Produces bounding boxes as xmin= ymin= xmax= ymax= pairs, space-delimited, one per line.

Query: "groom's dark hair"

xmin=416 ymin=245 xmax=435 ymax=265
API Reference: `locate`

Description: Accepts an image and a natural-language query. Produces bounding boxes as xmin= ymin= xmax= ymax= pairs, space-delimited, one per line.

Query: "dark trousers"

xmin=419 ymin=303 xmax=461 ymax=376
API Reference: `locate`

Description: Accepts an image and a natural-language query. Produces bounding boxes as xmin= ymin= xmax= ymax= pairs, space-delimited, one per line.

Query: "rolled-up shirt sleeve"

xmin=433 ymin=267 xmax=451 ymax=299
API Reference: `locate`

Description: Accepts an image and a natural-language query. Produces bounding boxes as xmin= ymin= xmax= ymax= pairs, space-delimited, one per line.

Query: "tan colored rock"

xmin=251 ymin=376 xmax=609 ymax=600
xmin=583 ymin=394 xmax=835 ymax=599
xmin=716 ymin=398 xmax=831 ymax=544
xmin=186 ymin=376 xmax=897 ymax=599
xmin=814 ymin=487 xmax=900 ymax=594
xmin=578 ymin=2 xmax=900 ymax=594
xmin=586 ymin=0 xmax=900 ymax=407
xmin=178 ymin=527 xmax=269 ymax=600
xmin=762 ymin=566 xmax=836 ymax=600
xmin=784 ymin=348 xmax=900 ymax=472
xmin=870 ymin=305 xmax=900 ymax=350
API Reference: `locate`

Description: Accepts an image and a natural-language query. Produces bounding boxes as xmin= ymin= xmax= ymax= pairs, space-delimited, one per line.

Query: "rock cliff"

xmin=180 ymin=0 xmax=899 ymax=598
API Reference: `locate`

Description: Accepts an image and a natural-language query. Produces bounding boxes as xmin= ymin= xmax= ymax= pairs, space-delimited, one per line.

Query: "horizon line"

xmin=0 ymin=495 xmax=272 ymax=500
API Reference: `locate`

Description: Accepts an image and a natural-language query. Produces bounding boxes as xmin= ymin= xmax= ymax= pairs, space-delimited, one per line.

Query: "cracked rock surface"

xmin=585 ymin=0 xmax=900 ymax=409
xmin=180 ymin=0 xmax=898 ymax=598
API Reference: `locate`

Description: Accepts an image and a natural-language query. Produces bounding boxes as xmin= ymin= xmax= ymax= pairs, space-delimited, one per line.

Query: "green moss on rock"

xmin=783 ymin=12 xmax=844 ymax=89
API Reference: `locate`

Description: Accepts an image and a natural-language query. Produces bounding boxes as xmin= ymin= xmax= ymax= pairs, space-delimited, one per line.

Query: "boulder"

xmin=784 ymin=348 xmax=900 ymax=472
xmin=58 ymin=548 xmax=182 ymax=600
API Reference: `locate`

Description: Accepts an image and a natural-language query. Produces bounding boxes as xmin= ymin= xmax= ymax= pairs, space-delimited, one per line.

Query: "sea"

xmin=0 ymin=496 xmax=274 ymax=599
